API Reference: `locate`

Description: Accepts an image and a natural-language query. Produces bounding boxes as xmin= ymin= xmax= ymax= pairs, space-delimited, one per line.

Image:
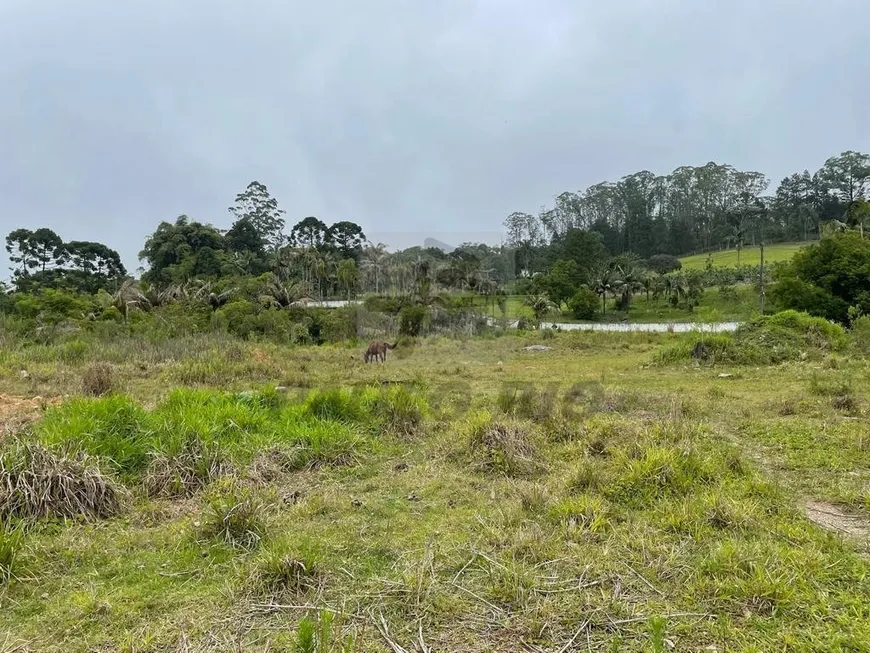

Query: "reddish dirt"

xmin=0 ymin=394 xmax=59 ymax=438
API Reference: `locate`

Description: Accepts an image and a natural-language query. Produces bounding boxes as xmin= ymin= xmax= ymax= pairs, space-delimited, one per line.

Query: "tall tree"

xmin=228 ymin=181 xmax=286 ymax=249
xmin=289 ymin=217 xmax=329 ymax=249
xmin=503 ymin=212 xmax=542 ymax=275
xmin=325 ymin=221 xmax=367 ymax=261
xmin=139 ymin=215 xmax=227 ymax=286
xmin=818 ymin=151 xmax=870 ymax=205
xmin=66 ymin=241 xmax=126 ymax=278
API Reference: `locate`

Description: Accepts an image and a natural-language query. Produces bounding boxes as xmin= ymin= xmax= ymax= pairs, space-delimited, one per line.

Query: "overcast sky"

xmin=2 ymin=0 xmax=869 ymax=274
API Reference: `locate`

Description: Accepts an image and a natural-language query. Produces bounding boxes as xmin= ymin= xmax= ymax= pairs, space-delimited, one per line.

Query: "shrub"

xmin=399 ymin=305 xmax=427 ymax=336
xmin=850 ymin=315 xmax=870 ymax=354
xmin=200 ymin=484 xmax=267 ymax=550
xmin=567 ymin=288 xmax=600 ymax=320
xmin=646 ymin=254 xmax=682 ymax=274
xmin=771 ymin=233 xmax=870 ymax=323
xmin=0 ymin=442 xmax=125 ymax=520
xmin=466 ymin=412 xmax=539 ymax=477
xmin=81 ymin=363 xmax=116 ymax=397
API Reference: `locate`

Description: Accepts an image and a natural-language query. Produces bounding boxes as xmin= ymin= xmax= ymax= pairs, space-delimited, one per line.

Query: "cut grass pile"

xmin=1 ymin=328 xmax=870 ymax=650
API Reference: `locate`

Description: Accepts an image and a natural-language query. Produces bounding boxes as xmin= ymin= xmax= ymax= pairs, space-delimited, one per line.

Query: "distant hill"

xmin=679 ymin=241 xmax=814 ymax=270
xmin=424 ymin=237 xmax=454 ymax=253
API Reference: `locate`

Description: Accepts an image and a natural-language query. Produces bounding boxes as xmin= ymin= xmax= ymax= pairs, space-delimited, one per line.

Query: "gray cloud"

xmin=2 ymin=0 xmax=869 ymax=274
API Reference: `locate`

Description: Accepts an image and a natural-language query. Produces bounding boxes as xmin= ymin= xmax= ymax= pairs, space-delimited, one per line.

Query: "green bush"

xmin=567 ymin=288 xmax=600 ymax=320
xmin=399 ymin=305 xmax=427 ymax=337
xmin=655 ymin=311 xmax=845 ymax=365
xmin=771 ymin=233 xmax=870 ymax=323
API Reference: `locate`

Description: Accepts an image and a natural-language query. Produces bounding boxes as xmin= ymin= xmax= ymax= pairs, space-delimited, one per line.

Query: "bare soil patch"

xmin=0 ymin=394 xmax=58 ymax=438
xmin=804 ymin=500 xmax=870 ymax=539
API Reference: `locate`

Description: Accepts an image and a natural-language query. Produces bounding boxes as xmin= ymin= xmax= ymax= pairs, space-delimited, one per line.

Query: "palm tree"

xmin=361 ymin=243 xmax=388 ymax=294
xmin=640 ymin=271 xmax=658 ymax=303
xmin=614 ymin=264 xmax=642 ymax=312
xmin=523 ymin=294 xmax=556 ymax=327
xmin=98 ymin=278 xmax=146 ymax=321
xmin=258 ymin=274 xmax=307 ymax=309
xmin=336 ymin=259 xmax=360 ymax=301
xmin=590 ymin=266 xmax=615 ymax=315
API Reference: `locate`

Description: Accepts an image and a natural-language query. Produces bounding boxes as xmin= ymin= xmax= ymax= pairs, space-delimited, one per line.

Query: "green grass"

xmin=679 ymin=241 xmax=814 ymax=270
xmin=2 ymin=329 xmax=870 ymax=650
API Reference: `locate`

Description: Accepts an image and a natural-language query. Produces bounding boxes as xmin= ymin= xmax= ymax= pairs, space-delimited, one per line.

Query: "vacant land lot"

xmin=680 ymin=241 xmax=814 ymax=270
xmin=1 ymin=329 xmax=869 ymax=652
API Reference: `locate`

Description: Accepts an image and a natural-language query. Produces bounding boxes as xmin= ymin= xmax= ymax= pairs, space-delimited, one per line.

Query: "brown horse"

xmin=364 ymin=340 xmax=397 ymax=363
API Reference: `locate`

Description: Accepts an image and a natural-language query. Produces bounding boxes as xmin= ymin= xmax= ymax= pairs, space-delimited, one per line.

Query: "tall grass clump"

xmin=293 ymin=610 xmax=357 ymax=653
xmin=35 ymin=395 xmax=153 ymax=474
xmin=304 ymin=388 xmax=368 ymax=423
xmin=496 ymin=384 xmax=558 ymax=421
xmin=80 ymin=363 xmax=116 ymax=397
xmin=653 ymin=334 xmax=735 ymax=365
xmin=465 ymin=411 xmax=540 ymax=477
xmin=0 ymin=522 xmax=25 ymax=584
xmin=371 ymin=385 xmax=428 ymax=437
xmin=608 ymin=444 xmax=716 ymax=508
xmin=0 ymin=442 xmax=125 ymax=520
xmin=144 ymin=434 xmax=231 ymax=498
xmin=274 ymin=420 xmax=364 ymax=470
xmin=200 ymin=483 xmax=267 ymax=550
xmin=252 ymin=537 xmax=323 ymax=597
xmin=655 ymin=310 xmax=846 ymax=366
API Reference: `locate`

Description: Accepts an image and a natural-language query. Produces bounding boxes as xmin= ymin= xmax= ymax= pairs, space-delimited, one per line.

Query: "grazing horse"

xmin=364 ymin=340 xmax=397 ymax=363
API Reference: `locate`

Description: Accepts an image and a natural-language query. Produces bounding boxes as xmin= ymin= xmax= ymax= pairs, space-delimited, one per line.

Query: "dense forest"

xmin=504 ymin=149 xmax=870 ymax=271
xmin=2 ymin=150 xmax=870 ymax=334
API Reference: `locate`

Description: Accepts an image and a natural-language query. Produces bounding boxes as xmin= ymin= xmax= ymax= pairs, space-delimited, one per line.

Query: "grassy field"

xmin=679 ymin=241 xmax=814 ymax=270
xmin=1 ymin=328 xmax=870 ymax=651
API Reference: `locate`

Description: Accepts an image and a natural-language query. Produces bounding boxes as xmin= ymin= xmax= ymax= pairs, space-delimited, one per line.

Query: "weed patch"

xmin=465 ymin=412 xmax=540 ymax=477
xmin=199 ymin=483 xmax=267 ymax=550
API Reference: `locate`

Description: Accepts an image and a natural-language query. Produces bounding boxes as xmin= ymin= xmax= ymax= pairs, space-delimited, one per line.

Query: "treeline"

xmin=504 ymin=150 xmax=870 ymax=264
xmin=5 ymin=228 xmax=126 ymax=294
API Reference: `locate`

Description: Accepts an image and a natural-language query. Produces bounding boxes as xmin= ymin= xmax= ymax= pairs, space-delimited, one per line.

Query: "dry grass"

xmin=0 ymin=441 xmax=125 ymax=520
xmin=80 ymin=363 xmax=116 ymax=397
